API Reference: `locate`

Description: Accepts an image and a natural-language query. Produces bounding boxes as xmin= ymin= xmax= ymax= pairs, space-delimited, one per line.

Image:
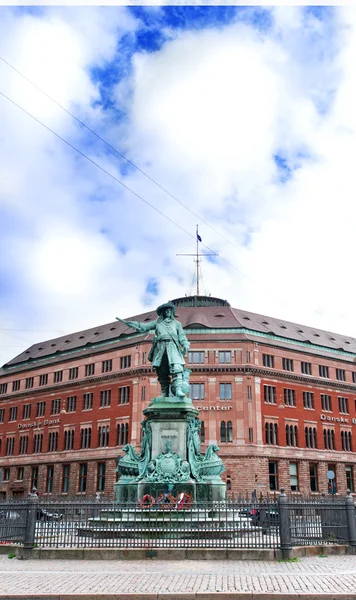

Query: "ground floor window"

xmin=346 ymin=466 xmax=354 ymax=492
xmin=62 ymin=465 xmax=70 ymax=493
xmin=46 ymin=465 xmax=54 ymax=493
xmin=269 ymin=461 xmax=278 ymax=491
xmin=309 ymin=463 xmax=318 ymax=492
xmin=327 ymin=463 xmax=337 ymax=494
xmin=31 ymin=466 xmax=38 ymax=491
xmin=97 ymin=463 xmax=106 ymax=492
xmin=79 ymin=463 xmax=88 ymax=493
xmin=289 ymin=462 xmax=299 ymax=492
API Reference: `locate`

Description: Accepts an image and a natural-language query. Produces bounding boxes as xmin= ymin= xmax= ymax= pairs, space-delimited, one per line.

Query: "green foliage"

xmin=277 ymin=556 xmax=300 ymax=563
xmin=7 ymin=552 xmax=16 ymax=559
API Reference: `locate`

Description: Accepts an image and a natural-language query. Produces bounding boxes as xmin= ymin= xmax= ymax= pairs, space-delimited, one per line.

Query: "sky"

xmin=0 ymin=5 xmax=356 ymax=367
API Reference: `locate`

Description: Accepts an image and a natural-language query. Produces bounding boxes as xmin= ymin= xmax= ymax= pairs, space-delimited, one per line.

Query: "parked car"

xmin=249 ymin=508 xmax=279 ymax=533
xmin=36 ymin=508 xmax=63 ymax=522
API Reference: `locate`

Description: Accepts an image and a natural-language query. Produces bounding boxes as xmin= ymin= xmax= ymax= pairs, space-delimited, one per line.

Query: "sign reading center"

xmin=197 ymin=405 xmax=232 ymax=412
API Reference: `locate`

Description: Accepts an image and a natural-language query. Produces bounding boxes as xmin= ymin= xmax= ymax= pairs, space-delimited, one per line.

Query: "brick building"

xmin=1 ymin=295 xmax=356 ymax=499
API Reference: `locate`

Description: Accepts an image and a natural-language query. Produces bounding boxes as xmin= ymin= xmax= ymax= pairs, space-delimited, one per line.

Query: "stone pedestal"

xmin=115 ymin=395 xmax=226 ymax=504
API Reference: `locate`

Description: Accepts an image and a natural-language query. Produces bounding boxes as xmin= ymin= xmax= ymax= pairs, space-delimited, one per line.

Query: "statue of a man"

xmin=117 ymin=302 xmax=190 ymax=398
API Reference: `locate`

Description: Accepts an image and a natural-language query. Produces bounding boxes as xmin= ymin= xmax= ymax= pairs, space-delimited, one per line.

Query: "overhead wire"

xmin=0 ymin=54 xmax=254 ymax=263
xmin=0 ymin=89 xmax=271 ymax=298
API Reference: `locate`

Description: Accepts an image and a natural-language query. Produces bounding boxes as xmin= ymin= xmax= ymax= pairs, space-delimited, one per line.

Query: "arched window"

xmin=227 ymin=421 xmax=233 ymax=442
xmin=220 ymin=421 xmax=227 ymax=443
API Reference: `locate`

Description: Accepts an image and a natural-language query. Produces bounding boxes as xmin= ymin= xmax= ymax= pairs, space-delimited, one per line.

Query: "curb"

xmin=1 ymin=594 xmax=356 ymax=600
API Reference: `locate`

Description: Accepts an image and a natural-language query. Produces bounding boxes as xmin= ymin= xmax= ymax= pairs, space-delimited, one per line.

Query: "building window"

xmin=246 ymin=350 xmax=251 ymax=363
xmin=25 ymin=377 xmax=34 ymax=389
xmin=117 ymin=423 xmax=129 ymax=446
xmin=33 ymin=433 xmax=43 ymax=454
xmin=62 ymin=465 xmax=70 ymax=493
xmin=346 ymin=466 xmax=354 ymax=492
xmin=264 ymin=385 xmax=276 ymax=404
xmin=284 ymin=388 xmax=296 ymax=407
xmin=265 ymin=422 xmax=278 ymax=445
xmin=188 ymin=351 xmax=205 ymax=364
xmin=262 ymin=354 xmax=274 ymax=368
xmin=48 ymin=431 xmax=58 ymax=452
xmin=269 ymin=461 xmax=278 ymax=491
xmin=220 ymin=383 xmax=232 ymax=400
xmin=23 ymin=403 xmax=31 ymax=420
xmin=286 ymin=424 xmax=298 ymax=447
xmin=336 ymin=368 xmax=346 ymax=381
xmin=100 ymin=389 xmax=111 ymax=407
xmin=120 ymin=355 xmax=131 ymax=369
xmin=303 ymin=391 xmax=314 ymax=409
xmin=200 ymin=421 xmax=205 ymax=443
xmin=301 ymin=361 xmax=312 ymax=375
xmin=321 ymin=394 xmax=332 ymax=411
xmin=189 ymin=383 xmax=205 ymax=401
xmin=327 ymin=464 xmax=337 ymax=493
xmin=227 ymin=421 xmax=233 ymax=442
xmin=97 ymin=463 xmax=106 ymax=492
xmin=36 ymin=401 xmax=46 ymax=418
xmin=39 ymin=374 xmax=48 ymax=386
xmin=141 ymin=386 xmax=146 ymax=401
xmin=80 ymin=427 xmax=92 ymax=449
xmin=282 ymin=358 xmax=294 ymax=372
xmin=219 ymin=351 xmax=231 ymax=364
xmin=69 ymin=367 xmax=78 ymax=380
xmin=3 ymin=468 xmax=10 ymax=481
xmin=51 ymin=399 xmax=61 ymax=415
xmin=0 ymin=383 xmax=8 ymax=394
xmin=78 ymin=463 xmax=87 ymax=493
xmin=46 ymin=465 xmax=54 ymax=493
xmin=64 ymin=429 xmax=74 ymax=451
xmin=118 ymin=387 xmax=130 ymax=405
xmin=12 ymin=380 xmax=20 ymax=392
xmin=9 ymin=406 xmax=17 ymax=422
xmin=338 ymin=396 xmax=349 ymax=414
xmin=6 ymin=437 xmax=15 ymax=456
xmin=83 ymin=393 xmax=93 ymax=411
xmin=324 ymin=428 xmax=335 ymax=450
xmin=305 ymin=427 xmax=317 ymax=449
xmin=31 ymin=466 xmax=39 ymax=490
xmin=98 ymin=425 xmax=110 ymax=447
xmin=19 ymin=435 xmax=29 ymax=455
xmin=248 ymin=427 xmax=253 ymax=443
xmin=353 ymin=372 xmax=356 ymax=384
xmin=309 ymin=464 xmax=318 ymax=492
xmin=102 ymin=359 xmax=113 ymax=373
xmin=220 ymin=421 xmax=227 ymax=443
xmin=85 ymin=364 xmax=95 ymax=377
xmin=17 ymin=467 xmax=24 ymax=481
xmin=341 ymin=430 xmax=352 ymax=452
xmin=319 ymin=365 xmax=329 ymax=378
xmin=142 ymin=352 xmax=147 ymax=364
xmin=66 ymin=396 xmax=77 ymax=412
xmin=53 ymin=370 xmax=63 ymax=383
xmin=290 ymin=462 xmax=299 ymax=492
xmin=0 ymin=408 xmax=4 ymax=423
xmin=247 ymin=385 xmax=252 ymax=401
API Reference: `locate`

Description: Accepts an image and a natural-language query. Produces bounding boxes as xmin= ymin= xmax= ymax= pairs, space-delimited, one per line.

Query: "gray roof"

xmin=2 ymin=296 xmax=356 ymax=372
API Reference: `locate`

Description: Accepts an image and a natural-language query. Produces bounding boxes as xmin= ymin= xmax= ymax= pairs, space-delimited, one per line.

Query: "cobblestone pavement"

xmin=1 ymin=555 xmax=356 ymax=598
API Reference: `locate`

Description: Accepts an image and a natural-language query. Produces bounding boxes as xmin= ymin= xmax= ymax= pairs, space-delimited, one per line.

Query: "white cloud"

xmin=0 ymin=7 xmax=356 ymax=368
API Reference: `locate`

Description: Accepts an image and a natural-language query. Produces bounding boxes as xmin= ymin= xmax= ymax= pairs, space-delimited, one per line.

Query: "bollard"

xmin=345 ymin=489 xmax=356 ymax=547
xmin=23 ymin=488 xmax=39 ymax=555
xmin=278 ymin=488 xmax=292 ymax=559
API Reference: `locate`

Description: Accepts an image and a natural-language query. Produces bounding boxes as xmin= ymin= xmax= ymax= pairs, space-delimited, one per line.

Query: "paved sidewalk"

xmin=1 ymin=554 xmax=356 ymax=599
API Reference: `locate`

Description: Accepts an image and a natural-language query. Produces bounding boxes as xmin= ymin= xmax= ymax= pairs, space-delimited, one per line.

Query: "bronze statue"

xmin=117 ymin=302 xmax=190 ymax=398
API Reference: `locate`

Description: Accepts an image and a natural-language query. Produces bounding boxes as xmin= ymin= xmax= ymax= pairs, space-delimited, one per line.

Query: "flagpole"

xmin=196 ymin=225 xmax=199 ymax=296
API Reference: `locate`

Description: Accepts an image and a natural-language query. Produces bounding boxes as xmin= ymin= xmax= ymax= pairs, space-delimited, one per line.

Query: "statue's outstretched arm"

xmin=116 ymin=317 xmax=156 ymax=333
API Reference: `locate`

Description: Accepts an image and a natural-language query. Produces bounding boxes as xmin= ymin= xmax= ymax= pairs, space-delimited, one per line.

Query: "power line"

xmin=0 ymin=55 xmax=252 ymax=263
xmin=0 ymin=90 xmax=268 ymax=296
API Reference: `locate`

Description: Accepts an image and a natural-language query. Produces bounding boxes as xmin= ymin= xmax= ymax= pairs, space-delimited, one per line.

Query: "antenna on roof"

xmin=177 ymin=225 xmax=218 ymax=296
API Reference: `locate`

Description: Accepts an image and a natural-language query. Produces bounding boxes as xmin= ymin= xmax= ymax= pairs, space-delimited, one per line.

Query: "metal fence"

xmin=1 ymin=490 xmax=356 ymax=555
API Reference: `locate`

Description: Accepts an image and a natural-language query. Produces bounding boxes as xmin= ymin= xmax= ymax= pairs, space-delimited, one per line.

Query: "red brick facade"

xmin=1 ymin=296 xmax=356 ymax=498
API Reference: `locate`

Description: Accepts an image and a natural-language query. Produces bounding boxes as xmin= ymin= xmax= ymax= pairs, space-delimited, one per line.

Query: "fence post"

xmin=23 ymin=488 xmax=38 ymax=555
xmin=346 ymin=489 xmax=356 ymax=548
xmin=278 ymin=488 xmax=292 ymax=559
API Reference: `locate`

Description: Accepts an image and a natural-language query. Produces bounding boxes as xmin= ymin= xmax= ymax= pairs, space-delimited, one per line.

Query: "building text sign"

xmin=18 ymin=418 xmax=61 ymax=430
xmin=320 ymin=415 xmax=356 ymax=425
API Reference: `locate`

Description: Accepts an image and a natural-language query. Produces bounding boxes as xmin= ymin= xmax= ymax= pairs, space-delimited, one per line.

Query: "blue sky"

xmin=0 ymin=6 xmax=355 ymax=366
